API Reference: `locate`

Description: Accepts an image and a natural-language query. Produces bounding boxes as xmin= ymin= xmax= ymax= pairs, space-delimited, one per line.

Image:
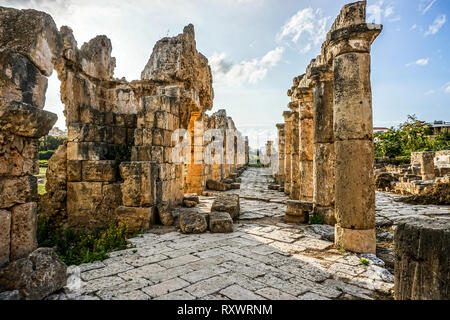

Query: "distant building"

xmin=374 ymin=127 xmax=389 ymax=133
xmin=48 ymin=127 xmax=68 ymax=137
xmin=431 ymin=121 xmax=450 ymax=134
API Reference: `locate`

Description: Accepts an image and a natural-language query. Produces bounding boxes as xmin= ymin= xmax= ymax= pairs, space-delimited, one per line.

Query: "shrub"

xmin=38 ymin=184 xmax=46 ymax=195
xmin=39 ymin=150 xmax=55 ymax=160
xmin=37 ymin=215 xmax=132 ymax=266
xmin=309 ymin=215 xmax=324 ymax=225
xmin=360 ymin=258 xmax=370 ymax=266
xmin=39 ymin=160 xmax=49 ymax=167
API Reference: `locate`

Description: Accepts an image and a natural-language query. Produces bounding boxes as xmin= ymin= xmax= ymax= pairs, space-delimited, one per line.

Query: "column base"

xmin=285 ymin=200 xmax=313 ymax=224
xmin=335 ymin=224 xmax=376 ymax=254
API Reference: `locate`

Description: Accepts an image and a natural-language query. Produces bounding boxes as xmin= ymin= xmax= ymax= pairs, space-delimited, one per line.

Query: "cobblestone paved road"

xmin=58 ymin=168 xmax=449 ymax=300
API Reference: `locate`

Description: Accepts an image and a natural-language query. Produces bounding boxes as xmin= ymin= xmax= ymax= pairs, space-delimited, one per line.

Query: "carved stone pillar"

xmin=283 ymin=111 xmax=293 ymax=196
xmin=311 ymin=67 xmax=336 ymax=225
xmin=276 ymin=124 xmax=285 ymax=185
xmin=331 ymin=22 xmax=382 ymax=253
xmin=298 ymin=88 xmax=314 ymax=203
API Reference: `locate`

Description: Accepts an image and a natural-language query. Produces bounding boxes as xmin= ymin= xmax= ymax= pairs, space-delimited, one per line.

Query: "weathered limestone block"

xmin=0 ymin=131 xmax=39 ymax=176
xmin=299 ymin=118 xmax=314 ymax=161
xmin=183 ymin=193 xmax=200 ymax=204
xmin=0 ymin=7 xmax=62 ymax=76
xmin=79 ymin=35 xmax=116 ymax=80
xmin=313 ymin=79 xmax=334 ymax=143
xmin=0 ymin=101 xmax=57 ymax=138
xmin=115 ymin=206 xmax=154 ymax=233
xmin=416 ymin=151 xmax=436 ymax=181
xmin=10 ymin=202 xmax=37 ymax=261
xmin=299 ymin=160 xmax=314 ymax=202
xmin=394 ymin=217 xmax=449 ymax=300
xmin=0 ymin=209 xmax=11 ymax=266
xmin=141 ymin=24 xmax=213 ymax=112
xmin=285 ymin=200 xmax=313 ymax=224
xmin=0 ymin=175 xmax=37 ymax=209
xmin=209 ymin=212 xmax=233 ymax=233
xmin=82 ymin=160 xmax=117 ymax=182
xmin=179 ymin=212 xmax=207 ymax=234
xmin=334 ymin=139 xmax=375 ymax=230
xmin=0 ymin=49 xmax=48 ymax=108
xmin=67 ymin=142 xmax=109 ymax=161
xmin=156 ymin=202 xmax=174 ymax=226
xmin=313 ymin=143 xmax=335 ymax=207
xmin=335 ymin=224 xmax=376 ymax=254
xmin=313 ymin=206 xmax=336 ymax=226
xmin=206 ymin=180 xmax=228 ymax=191
xmin=211 ymin=194 xmax=240 ymax=219
xmin=333 ymin=53 xmax=373 ymax=141
xmin=67 ymin=160 xmax=81 ymax=182
xmin=0 ymin=248 xmax=67 ymax=300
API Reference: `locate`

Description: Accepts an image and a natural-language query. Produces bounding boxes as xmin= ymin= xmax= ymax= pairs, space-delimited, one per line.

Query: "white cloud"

xmin=406 ymin=58 xmax=430 ymax=67
xmin=444 ymin=82 xmax=450 ymax=94
xmin=299 ymin=43 xmax=312 ymax=54
xmin=425 ymin=90 xmax=436 ymax=95
xmin=367 ymin=1 xmax=400 ymax=23
xmin=210 ymin=47 xmax=284 ymax=87
xmin=277 ymin=7 xmax=329 ymax=50
xmin=425 ymin=14 xmax=446 ymax=36
xmin=419 ymin=0 xmax=437 ymax=14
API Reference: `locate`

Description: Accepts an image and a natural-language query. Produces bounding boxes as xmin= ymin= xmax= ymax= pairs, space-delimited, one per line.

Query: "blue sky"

xmin=2 ymin=0 xmax=449 ymax=148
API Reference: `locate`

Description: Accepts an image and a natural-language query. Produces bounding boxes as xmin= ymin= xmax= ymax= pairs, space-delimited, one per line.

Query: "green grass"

xmin=38 ymin=184 xmax=46 ymax=195
xmin=360 ymin=258 xmax=370 ymax=266
xmin=37 ymin=215 xmax=133 ymax=266
xmin=39 ymin=166 xmax=47 ymax=176
xmin=309 ymin=215 xmax=324 ymax=225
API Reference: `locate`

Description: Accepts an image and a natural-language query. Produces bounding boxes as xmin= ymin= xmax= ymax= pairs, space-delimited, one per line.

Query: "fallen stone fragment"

xmin=395 ymin=216 xmax=449 ymax=300
xmin=183 ymin=200 xmax=197 ymax=208
xmin=268 ymin=184 xmax=279 ymax=190
xmin=157 ymin=202 xmax=174 ymax=226
xmin=179 ymin=212 xmax=207 ymax=234
xmin=206 ymin=180 xmax=228 ymax=191
xmin=183 ymin=194 xmax=200 ymax=204
xmin=209 ymin=212 xmax=233 ymax=233
xmin=231 ymin=183 xmax=240 ymax=190
xmin=285 ymin=200 xmax=313 ymax=223
xmin=116 ymin=206 xmax=154 ymax=232
xmin=211 ymin=194 xmax=240 ymax=219
xmin=0 ymin=248 xmax=67 ymax=300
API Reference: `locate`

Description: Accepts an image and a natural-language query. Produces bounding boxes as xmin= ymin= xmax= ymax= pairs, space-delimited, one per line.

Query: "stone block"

xmin=113 ymin=127 xmax=127 ymax=145
xmin=179 ymin=212 xmax=208 ymax=234
xmin=0 ymin=133 xmax=39 ymax=177
xmin=313 ymin=142 xmax=335 ymax=207
xmin=0 ymin=176 xmax=37 ymax=209
xmin=82 ymin=160 xmax=117 ymax=182
xmin=156 ymin=202 xmax=174 ymax=226
xmin=231 ymin=183 xmax=240 ymax=189
xmin=67 ymin=142 xmax=108 ymax=161
xmin=66 ymin=182 xmax=103 ymax=230
xmin=0 ymin=101 xmax=57 ymax=138
xmin=211 ymin=194 xmax=240 ymax=219
xmin=286 ymin=200 xmax=312 ymax=224
xmin=67 ymin=160 xmax=82 ymax=182
xmin=206 ymin=180 xmax=227 ymax=191
xmin=394 ymin=217 xmax=449 ymax=300
xmin=0 ymin=209 xmax=11 ymax=266
xmin=184 ymin=194 xmax=200 ymax=204
xmin=209 ymin=212 xmax=233 ymax=233
xmin=115 ymin=206 xmax=154 ymax=233
xmin=285 ymin=214 xmax=307 ymax=224
xmin=313 ymin=206 xmax=336 ymax=226
xmin=10 ymin=202 xmax=37 ymax=261
xmin=335 ymin=224 xmax=376 ymax=254
xmin=333 ymin=52 xmax=373 ymax=140
xmin=335 ymin=139 xmax=375 ymax=230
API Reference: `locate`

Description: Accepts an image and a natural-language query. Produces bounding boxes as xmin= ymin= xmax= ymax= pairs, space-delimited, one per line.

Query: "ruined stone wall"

xmin=276 ymin=124 xmax=285 ymax=185
xmin=0 ymin=7 xmax=59 ymax=265
xmin=277 ymin=1 xmax=382 ymax=253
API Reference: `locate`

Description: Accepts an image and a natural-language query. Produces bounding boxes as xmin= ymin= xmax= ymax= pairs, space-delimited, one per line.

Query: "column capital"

xmin=327 ymin=23 xmax=382 ymax=58
xmin=276 ymin=123 xmax=285 ymax=130
xmin=283 ymin=110 xmax=294 ymax=121
xmin=309 ymin=65 xmax=333 ymax=85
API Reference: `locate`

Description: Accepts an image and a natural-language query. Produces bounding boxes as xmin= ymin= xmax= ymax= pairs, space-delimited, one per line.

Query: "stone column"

xmin=290 ymin=110 xmax=300 ymax=200
xmin=311 ymin=67 xmax=336 ymax=225
xmin=185 ymin=111 xmax=204 ymax=194
xmin=417 ymin=152 xmax=436 ymax=181
xmin=332 ymin=23 xmax=382 ymax=253
xmin=298 ymin=88 xmax=314 ymax=203
xmin=245 ymin=136 xmax=249 ymax=165
xmin=283 ymin=111 xmax=293 ymax=196
xmin=276 ymin=124 xmax=285 ymax=185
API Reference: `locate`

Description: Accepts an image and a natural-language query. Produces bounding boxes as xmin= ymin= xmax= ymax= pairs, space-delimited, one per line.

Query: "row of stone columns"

xmin=274 ymin=1 xmax=382 ymax=253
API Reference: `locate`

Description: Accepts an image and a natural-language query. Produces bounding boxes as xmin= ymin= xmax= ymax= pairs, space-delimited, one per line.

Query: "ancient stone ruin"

xmin=0 ymin=1 xmax=448 ymax=301
xmin=0 ymin=5 xmax=249 ymax=298
xmin=273 ymin=1 xmax=382 ymax=253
